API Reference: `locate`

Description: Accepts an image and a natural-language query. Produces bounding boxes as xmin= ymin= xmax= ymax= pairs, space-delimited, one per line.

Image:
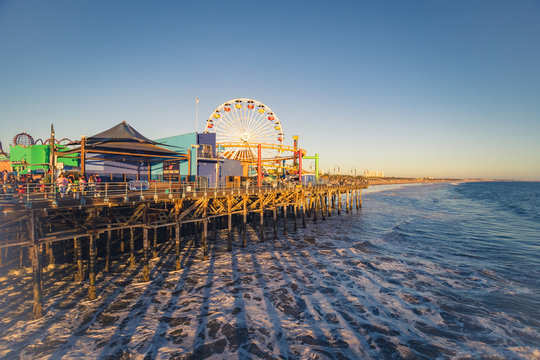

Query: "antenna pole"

xmin=195 ymin=98 xmax=199 ymax=133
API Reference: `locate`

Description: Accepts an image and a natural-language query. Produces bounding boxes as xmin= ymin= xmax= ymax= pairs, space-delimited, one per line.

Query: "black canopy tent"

xmin=61 ymin=122 xmax=190 ymax=179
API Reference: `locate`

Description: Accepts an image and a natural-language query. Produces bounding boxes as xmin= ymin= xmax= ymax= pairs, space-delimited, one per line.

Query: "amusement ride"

xmin=203 ymin=98 xmax=307 ymax=179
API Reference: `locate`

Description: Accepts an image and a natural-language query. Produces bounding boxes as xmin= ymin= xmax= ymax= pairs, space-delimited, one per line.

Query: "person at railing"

xmin=88 ymin=175 xmax=95 ymax=197
xmin=57 ymin=174 xmax=68 ymax=198
xmin=0 ymin=170 xmax=6 ymax=194
xmin=16 ymin=182 xmax=26 ymax=200
xmin=79 ymin=175 xmax=87 ymax=196
xmin=38 ymin=177 xmax=46 ymax=192
xmin=66 ymin=174 xmax=76 ymax=196
xmin=6 ymin=174 xmax=16 ymax=195
xmin=94 ymin=174 xmax=101 ymax=197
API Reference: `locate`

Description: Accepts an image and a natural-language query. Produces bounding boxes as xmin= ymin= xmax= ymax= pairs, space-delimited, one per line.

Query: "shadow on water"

xmin=104 ymin=237 xmax=199 ymax=359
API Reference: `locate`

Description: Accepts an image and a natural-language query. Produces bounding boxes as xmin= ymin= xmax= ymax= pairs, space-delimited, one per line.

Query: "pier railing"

xmin=0 ymin=180 xmax=365 ymax=208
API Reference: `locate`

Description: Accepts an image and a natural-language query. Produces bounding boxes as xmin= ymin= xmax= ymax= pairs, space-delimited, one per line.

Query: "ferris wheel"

xmin=204 ymin=98 xmax=284 ymax=162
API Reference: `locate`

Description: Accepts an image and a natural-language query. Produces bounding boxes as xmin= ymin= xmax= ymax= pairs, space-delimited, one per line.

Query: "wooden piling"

xmin=327 ymin=192 xmax=331 ymax=217
xmin=202 ymin=201 xmax=208 ymax=261
xmin=88 ymin=235 xmax=96 ymax=300
xmin=129 ymin=227 xmax=135 ymax=268
xmin=313 ymin=194 xmax=318 ymax=222
xmin=242 ymin=196 xmax=247 ymax=247
xmin=120 ymin=228 xmax=125 ymax=253
xmin=194 ymin=221 xmax=200 ymax=248
xmin=302 ymin=194 xmax=307 ymax=229
xmin=143 ymin=227 xmax=150 ymax=282
xmin=259 ymin=194 xmax=265 ymax=242
xmin=175 ymin=222 xmax=181 ymax=270
xmin=153 ymin=228 xmax=158 ymax=258
xmin=283 ymin=205 xmax=288 ymax=235
xmin=75 ymin=237 xmax=83 ymax=281
xmin=29 ymin=211 xmax=43 ymax=319
xmin=293 ymin=203 xmax=298 ymax=232
xmin=320 ymin=194 xmax=326 ymax=221
xmin=227 ymin=197 xmax=232 ymax=252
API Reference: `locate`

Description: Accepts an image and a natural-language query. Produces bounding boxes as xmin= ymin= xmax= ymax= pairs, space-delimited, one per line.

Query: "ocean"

xmin=0 ymin=181 xmax=539 ymax=359
xmin=356 ymin=181 xmax=540 ymax=359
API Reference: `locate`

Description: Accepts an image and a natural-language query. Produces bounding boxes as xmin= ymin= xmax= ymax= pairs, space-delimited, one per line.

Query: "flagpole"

xmin=195 ymin=98 xmax=199 ymax=134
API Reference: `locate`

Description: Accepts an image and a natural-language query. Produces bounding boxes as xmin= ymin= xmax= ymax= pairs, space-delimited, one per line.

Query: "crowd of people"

xmin=55 ymin=173 xmax=101 ymax=198
xmin=1 ymin=170 xmax=44 ymax=198
xmin=1 ymin=170 xmax=102 ymax=199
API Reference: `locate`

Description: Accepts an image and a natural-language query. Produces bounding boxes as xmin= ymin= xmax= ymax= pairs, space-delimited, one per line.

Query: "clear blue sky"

xmin=1 ymin=0 xmax=539 ymax=179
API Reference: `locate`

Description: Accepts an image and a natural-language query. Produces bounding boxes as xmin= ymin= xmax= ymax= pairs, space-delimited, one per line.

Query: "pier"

xmin=0 ymin=182 xmax=366 ymax=319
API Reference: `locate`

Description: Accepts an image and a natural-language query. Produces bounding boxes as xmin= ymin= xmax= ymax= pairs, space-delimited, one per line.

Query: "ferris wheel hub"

xmin=241 ymin=133 xmax=250 ymax=142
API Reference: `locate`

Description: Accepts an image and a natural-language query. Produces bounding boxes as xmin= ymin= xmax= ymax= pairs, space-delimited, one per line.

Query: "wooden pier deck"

xmin=0 ymin=182 xmax=366 ymax=319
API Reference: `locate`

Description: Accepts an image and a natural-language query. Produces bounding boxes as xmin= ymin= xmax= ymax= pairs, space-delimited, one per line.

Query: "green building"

xmin=9 ymin=144 xmax=79 ymax=174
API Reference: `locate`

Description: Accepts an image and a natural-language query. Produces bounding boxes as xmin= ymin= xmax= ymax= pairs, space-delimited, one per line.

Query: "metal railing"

xmin=0 ymin=179 xmax=367 ymax=208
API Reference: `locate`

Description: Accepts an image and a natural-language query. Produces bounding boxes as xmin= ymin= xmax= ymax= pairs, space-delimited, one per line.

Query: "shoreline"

xmin=367 ymin=178 xmax=463 ymax=186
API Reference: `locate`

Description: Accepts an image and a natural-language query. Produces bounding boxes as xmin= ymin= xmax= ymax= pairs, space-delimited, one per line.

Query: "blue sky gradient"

xmin=1 ymin=0 xmax=539 ymax=179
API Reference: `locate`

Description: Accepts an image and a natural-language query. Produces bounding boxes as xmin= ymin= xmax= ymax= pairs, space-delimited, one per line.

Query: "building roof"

xmin=63 ymin=122 xmax=187 ymax=161
xmin=85 ymin=121 xmax=156 ymax=145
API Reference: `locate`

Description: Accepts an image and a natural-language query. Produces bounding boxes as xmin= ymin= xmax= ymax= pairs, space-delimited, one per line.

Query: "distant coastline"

xmin=366 ymin=178 xmax=536 ymax=186
xmin=367 ymin=177 xmax=467 ymax=186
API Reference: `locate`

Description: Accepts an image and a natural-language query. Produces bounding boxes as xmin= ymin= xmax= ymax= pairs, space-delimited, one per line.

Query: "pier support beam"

xmin=105 ymin=225 xmax=111 ymax=272
xmin=153 ymin=228 xmax=158 ymax=258
xmin=74 ymin=237 xmax=84 ymax=282
xmin=129 ymin=228 xmax=135 ymax=268
xmin=313 ymin=195 xmax=318 ymax=222
xmin=320 ymin=194 xmax=326 ymax=221
xmin=227 ymin=197 xmax=232 ymax=252
xmin=327 ymin=192 xmax=331 ymax=217
xmin=175 ymin=222 xmax=181 ymax=270
xmin=202 ymin=202 xmax=209 ymax=261
xmin=29 ymin=211 xmax=43 ymax=319
xmin=283 ymin=205 xmax=288 ymax=235
xmin=242 ymin=197 xmax=247 ymax=247
xmin=302 ymin=195 xmax=306 ymax=229
xmin=259 ymin=194 xmax=265 ymax=242
xmin=293 ymin=204 xmax=298 ymax=232
xmin=143 ymin=227 xmax=150 ymax=282
xmin=88 ymin=235 xmax=96 ymax=300
xmin=120 ymin=228 xmax=125 ymax=253
xmin=273 ymin=198 xmax=278 ymax=239
xmin=194 ymin=222 xmax=199 ymax=248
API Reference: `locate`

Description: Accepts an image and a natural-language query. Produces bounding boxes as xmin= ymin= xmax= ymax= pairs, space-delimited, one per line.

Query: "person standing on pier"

xmin=79 ymin=175 xmax=87 ymax=196
xmin=56 ymin=174 xmax=68 ymax=197
xmin=94 ymin=174 xmax=101 ymax=197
